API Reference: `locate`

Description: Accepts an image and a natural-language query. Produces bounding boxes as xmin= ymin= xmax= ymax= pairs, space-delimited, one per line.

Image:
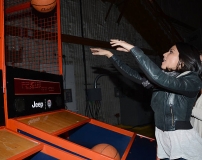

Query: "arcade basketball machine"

xmin=0 ymin=1 xmax=89 ymax=160
xmin=2 ymin=0 xmax=157 ymax=160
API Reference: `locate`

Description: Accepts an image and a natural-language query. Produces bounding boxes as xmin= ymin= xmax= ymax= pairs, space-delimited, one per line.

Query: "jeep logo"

xmin=32 ymin=101 xmax=43 ymax=108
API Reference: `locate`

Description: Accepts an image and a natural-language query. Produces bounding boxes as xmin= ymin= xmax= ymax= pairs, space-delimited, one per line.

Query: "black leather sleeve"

xmin=109 ymin=54 xmax=154 ymax=89
xmin=130 ymin=47 xmax=201 ymax=97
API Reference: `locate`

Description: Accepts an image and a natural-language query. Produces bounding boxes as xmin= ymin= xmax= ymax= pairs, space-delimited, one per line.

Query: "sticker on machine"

xmin=32 ymin=101 xmax=44 ymax=108
xmin=47 ymin=99 xmax=52 ymax=108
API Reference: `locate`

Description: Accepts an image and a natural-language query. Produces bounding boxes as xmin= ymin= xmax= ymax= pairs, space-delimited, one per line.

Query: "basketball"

xmin=91 ymin=143 xmax=121 ymax=160
xmin=31 ymin=0 xmax=56 ymax=13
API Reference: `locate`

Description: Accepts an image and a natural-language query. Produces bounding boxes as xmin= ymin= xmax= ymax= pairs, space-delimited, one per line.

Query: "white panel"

xmin=63 ymin=65 xmax=77 ymax=112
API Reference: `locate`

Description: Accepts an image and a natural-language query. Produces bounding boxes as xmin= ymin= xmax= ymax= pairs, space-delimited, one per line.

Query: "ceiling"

xmin=101 ymin=0 xmax=202 ymax=56
xmin=155 ymin=0 xmax=202 ymax=30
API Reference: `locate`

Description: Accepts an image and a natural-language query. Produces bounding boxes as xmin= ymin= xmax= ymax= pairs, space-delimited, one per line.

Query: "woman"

xmin=190 ymin=53 xmax=202 ymax=138
xmin=90 ymin=40 xmax=202 ymax=160
xmin=191 ymin=89 xmax=202 ymax=137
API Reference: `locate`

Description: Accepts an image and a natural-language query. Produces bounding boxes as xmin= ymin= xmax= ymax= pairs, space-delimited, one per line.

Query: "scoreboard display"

xmin=6 ymin=66 xmax=64 ymax=118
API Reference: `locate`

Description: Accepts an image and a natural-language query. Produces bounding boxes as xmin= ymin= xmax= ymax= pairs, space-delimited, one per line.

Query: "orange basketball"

xmin=31 ymin=0 xmax=56 ymax=13
xmin=92 ymin=143 xmax=121 ymax=160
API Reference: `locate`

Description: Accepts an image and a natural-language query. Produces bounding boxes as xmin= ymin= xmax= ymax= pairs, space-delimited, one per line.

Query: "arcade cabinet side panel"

xmin=0 ymin=0 xmax=3 ymax=69
xmin=0 ymin=70 xmax=5 ymax=126
xmin=0 ymin=0 xmax=5 ymax=126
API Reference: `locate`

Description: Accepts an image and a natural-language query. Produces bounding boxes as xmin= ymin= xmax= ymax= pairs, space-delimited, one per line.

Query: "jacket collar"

xmin=177 ymin=71 xmax=191 ymax=78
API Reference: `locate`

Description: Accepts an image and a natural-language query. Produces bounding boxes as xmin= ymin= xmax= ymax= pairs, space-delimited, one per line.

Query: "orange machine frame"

xmin=2 ymin=0 xmax=63 ymax=126
xmin=0 ymin=126 xmax=86 ymax=160
xmin=7 ymin=109 xmax=136 ymax=160
xmin=0 ymin=1 xmax=87 ymax=159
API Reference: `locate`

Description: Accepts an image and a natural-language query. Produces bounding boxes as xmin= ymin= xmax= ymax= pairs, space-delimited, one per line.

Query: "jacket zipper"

xmin=170 ymin=106 xmax=174 ymax=126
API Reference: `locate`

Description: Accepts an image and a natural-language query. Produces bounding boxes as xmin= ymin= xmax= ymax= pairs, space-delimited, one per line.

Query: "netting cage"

xmin=4 ymin=0 xmax=62 ymax=75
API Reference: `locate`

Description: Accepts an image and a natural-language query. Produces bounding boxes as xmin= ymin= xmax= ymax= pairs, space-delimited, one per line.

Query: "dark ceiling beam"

xmin=4 ymin=25 xmax=156 ymax=56
xmin=61 ymin=34 xmax=156 ymax=56
xmin=61 ymin=34 xmax=112 ymax=49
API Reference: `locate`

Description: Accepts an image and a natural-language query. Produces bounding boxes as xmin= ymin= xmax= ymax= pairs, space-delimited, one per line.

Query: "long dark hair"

xmin=175 ymin=42 xmax=202 ymax=77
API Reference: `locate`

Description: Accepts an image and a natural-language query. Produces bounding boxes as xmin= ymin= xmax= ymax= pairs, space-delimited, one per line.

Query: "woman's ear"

xmin=176 ymin=60 xmax=184 ymax=70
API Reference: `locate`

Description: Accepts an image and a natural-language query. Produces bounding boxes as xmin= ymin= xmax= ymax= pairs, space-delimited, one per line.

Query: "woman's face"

xmin=161 ymin=45 xmax=180 ymax=71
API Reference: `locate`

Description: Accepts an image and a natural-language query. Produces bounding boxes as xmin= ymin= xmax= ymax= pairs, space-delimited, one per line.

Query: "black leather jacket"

xmin=109 ymin=47 xmax=202 ymax=131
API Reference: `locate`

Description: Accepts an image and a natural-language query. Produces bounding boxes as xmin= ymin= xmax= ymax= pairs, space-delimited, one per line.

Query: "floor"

xmin=117 ymin=124 xmax=157 ymax=160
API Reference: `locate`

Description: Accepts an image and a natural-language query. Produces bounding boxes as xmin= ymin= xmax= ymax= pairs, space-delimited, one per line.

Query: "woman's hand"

xmin=90 ymin=39 xmax=134 ymax=58
xmin=90 ymin=48 xmax=113 ymax=58
xmin=110 ymin=39 xmax=134 ymax=52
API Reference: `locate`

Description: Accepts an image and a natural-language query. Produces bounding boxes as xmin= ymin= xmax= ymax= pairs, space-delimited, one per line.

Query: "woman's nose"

xmin=163 ymin=52 xmax=168 ymax=57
